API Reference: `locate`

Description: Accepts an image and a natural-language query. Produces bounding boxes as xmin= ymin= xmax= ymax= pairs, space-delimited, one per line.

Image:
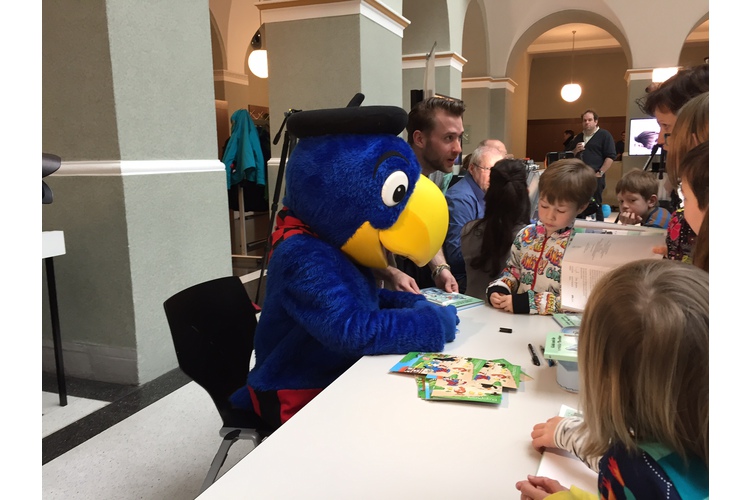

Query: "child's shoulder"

xmin=642 ymin=206 xmax=671 ymax=229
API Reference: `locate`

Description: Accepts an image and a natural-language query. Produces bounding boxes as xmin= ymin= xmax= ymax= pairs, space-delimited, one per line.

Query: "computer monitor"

xmin=628 ymin=117 xmax=660 ymax=156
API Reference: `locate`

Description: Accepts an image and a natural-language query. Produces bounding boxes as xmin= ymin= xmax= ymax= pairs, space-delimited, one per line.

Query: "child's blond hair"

xmin=578 ymin=259 xmax=709 ymax=467
xmin=666 ymin=92 xmax=709 ymax=185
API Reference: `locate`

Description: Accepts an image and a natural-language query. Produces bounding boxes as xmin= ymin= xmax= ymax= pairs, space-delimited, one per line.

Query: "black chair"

xmin=163 ymin=276 xmax=270 ymax=493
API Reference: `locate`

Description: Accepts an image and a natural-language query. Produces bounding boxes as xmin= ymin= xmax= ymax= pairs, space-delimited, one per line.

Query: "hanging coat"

xmin=222 ymin=109 xmax=266 ymax=189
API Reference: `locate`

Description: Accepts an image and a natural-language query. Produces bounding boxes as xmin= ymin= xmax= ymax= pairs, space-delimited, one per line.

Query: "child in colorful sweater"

xmin=486 ymin=159 xmax=596 ymax=315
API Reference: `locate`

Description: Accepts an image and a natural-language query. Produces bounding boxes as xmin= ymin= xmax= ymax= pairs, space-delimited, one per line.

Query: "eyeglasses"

xmin=471 ymin=162 xmax=492 ymax=172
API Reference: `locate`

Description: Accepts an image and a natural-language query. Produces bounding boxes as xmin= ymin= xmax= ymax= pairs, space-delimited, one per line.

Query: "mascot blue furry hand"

xmin=230 ymin=95 xmax=459 ymax=432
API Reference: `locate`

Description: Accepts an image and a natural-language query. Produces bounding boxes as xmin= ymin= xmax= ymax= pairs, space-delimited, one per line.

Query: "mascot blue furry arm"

xmin=230 ymin=95 xmax=459 ymax=432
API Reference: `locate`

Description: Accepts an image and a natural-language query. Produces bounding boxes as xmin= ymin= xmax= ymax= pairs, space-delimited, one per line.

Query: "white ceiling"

xmin=527 ymin=20 xmax=709 ymax=55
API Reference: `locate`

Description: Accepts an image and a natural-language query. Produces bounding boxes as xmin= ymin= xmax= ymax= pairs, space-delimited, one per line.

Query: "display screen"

xmin=628 ymin=118 xmax=660 ymax=156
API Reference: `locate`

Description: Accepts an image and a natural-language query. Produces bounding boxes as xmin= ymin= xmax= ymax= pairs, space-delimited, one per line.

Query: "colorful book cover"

xmin=420 ymin=287 xmax=484 ymax=310
xmin=393 ymin=353 xmax=523 ymax=405
xmin=427 ymin=377 xmax=503 ymax=404
xmin=543 ymin=332 xmax=579 ymax=362
xmin=389 ymin=352 xmax=478 ymax=381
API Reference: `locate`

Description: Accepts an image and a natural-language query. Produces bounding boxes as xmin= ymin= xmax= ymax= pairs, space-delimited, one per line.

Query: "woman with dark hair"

xmin=460 ymin=158 xmax=531 ymax=300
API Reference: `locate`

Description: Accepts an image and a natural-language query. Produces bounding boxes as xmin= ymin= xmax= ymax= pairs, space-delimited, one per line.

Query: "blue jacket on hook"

xmin=222 ymin=108 xmax=266 ymax=189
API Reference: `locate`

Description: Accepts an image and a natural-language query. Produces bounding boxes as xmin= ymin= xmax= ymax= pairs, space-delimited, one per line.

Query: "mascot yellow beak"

xmin=341 ymin=175 xmax=448 ymax=269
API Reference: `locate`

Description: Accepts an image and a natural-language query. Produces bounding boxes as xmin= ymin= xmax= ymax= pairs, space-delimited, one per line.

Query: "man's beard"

xmin=423 ymin=139 xmax=454 ymax=173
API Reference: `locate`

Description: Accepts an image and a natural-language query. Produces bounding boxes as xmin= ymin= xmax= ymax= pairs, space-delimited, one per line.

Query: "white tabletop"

xmin=42 ymin=230 xmax=66 ymax=259
xmin=199 ymin=304 xmax=579 ymax=499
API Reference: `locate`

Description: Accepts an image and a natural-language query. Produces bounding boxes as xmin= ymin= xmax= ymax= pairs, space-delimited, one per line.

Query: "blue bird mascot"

xmin=230 ymin=95 xmax=459 ymax=433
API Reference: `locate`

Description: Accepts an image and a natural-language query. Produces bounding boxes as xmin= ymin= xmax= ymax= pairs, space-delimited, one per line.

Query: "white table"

xmin=43 ymin=230 xmax=67 ymax=407
xmin=199 ymin=304 xmax=579 ymax=498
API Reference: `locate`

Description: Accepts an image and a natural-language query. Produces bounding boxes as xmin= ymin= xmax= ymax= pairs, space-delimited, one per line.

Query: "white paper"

xmin=535 ymin=404 xmax=598 ymax=492
xmin=561 ymin=232 xmax=665 ymax=311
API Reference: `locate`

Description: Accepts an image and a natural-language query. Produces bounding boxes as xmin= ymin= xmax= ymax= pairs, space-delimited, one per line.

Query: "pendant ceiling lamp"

xmin=248 ymin=23 xmax=268 ymax=79
xmin=561 ymin=30 xmax=581 ymax=102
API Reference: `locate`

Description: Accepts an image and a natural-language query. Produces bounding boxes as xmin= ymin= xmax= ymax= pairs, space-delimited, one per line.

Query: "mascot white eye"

xmin=381 ymin=171 xmax=409 ymax=207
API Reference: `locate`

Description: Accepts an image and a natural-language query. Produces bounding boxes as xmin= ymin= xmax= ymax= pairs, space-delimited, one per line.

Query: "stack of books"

xmin=390 ymin=352 xmax=528 ymax=404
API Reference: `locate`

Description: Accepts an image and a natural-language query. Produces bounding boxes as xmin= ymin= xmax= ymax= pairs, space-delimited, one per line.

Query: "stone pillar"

xmin=402 ymin=51 xmax=467 ymax=109
xmin=42 ymin=0 xmax=231 ymax=384
xmin=258 ymin=0 xmax=410 ymax=197
xmin=461 ymin=77 xmax=517 ymax=152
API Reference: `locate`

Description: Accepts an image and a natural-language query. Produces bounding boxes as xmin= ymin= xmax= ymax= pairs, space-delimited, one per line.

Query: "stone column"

xmin=42 ymin=0 xmax=231 ymax=384
xmin=258 ymin=0 xmax=410 ymax=199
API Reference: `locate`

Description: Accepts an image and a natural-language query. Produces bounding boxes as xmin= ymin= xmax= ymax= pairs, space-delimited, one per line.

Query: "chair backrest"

xmin=163 ymin=276 xmax=256 ymax=426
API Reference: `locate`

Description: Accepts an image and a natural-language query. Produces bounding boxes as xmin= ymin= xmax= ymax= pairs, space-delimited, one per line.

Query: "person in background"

xmin=460 ymin=158 xmax=530 ymax=300
xmin=563 ymin=129 xmax=576 ymax=151
xmin=678 ymin=141 xmax=709 ymax=272
xmin=570 ymin=110 xmax=617 ymax=221
xmin=615 ymin=170 xmax=670 ymax=228
xmin=380 ymin=96 xmax=465 ymax=293
xmin=659 ymin=91 xmax=709 ymax=264
xmin=443 ymin=145 xmax=506 ymax=293
xmin=615 ymin=131 xmax=625 ymax=160
xmin=487 ymin=159 xmax=596 ymax=315
xmin=638 ymin=65 xmax=708 ymax=264
xmin=516 ymin=260 xmax=708 ymax=499
xmin=479 ymin=138 xmax=508 ymax=156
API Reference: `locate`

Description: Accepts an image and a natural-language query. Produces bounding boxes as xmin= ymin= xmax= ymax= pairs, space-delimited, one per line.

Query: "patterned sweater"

xmin=486 ymin=221 xmax=572 ymax=315
xmin=550 ymin=418 xmax=709 ymax=500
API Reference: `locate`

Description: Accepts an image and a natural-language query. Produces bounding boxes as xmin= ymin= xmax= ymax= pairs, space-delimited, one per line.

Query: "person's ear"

xmin=647 ymin=194 xmax=658 ymax=208
xmin=413 ymin=130 xmax=426 ymax=149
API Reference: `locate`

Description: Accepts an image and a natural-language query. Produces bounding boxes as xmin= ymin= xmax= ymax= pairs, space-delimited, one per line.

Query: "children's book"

xmin=561 ymin=231 xmax=665 ymax=312
xmin=552 ymin=313 xmax=582 ymax=329
xmin=420 ymin=287 xmax=484 ymax=310
xmin=391 ymin=353 xmax=522 ymax=404
xmin=573 ymin=219 xmax=667 ymax=236
xmin=536 ymin=405 xmax=598 ymax=492
xmin=543 ymin=331 xmax=579 ymax=362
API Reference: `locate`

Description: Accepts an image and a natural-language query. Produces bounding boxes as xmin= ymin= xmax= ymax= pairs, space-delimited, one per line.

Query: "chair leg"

xmin=200 ymin=429 xmax=241 ymax=493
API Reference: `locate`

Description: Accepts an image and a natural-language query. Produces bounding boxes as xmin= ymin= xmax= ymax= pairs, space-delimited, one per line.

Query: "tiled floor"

xmin=42 ymin=376 xmax=257 ymax=500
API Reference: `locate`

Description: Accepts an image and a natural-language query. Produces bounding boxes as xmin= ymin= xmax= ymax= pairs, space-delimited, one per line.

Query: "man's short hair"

xmin=581 ymin=109 xmax=599 ymax=121
xmin=539 ymin=158 xmax=597 ymax=208
xmin=407 ymin=96 xmax=465 ymax=145
xmin=615 ymin=170 xmax=658 ymax=200
xmin=638 ymin=63 xmax=709 ymax=116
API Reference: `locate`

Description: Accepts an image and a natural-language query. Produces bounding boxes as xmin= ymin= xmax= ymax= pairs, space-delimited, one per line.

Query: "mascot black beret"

xmin=286 ymin=93 xmax=407 ymax=138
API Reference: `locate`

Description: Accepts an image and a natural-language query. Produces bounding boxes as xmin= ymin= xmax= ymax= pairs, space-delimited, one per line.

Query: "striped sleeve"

xmin=553 ymin=417 xmax=601 ymax=472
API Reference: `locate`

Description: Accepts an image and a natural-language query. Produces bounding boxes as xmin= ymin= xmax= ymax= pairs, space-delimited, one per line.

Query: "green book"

xmin=552 ymin=313 xmax=582 ymax=329
xmin=543 ymin=331 xmax=579 ymax=362
xmin=420 ymin=287 xmax=484 ymax=310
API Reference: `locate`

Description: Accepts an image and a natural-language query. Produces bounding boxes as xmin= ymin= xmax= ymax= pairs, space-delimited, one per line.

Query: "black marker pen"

xmin=527 ymin=343 xmax=541 ymax=366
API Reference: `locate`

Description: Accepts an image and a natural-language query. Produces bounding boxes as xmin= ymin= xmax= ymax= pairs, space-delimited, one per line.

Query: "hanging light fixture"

xmin=561 ymin=30 xmax=582 ymax=102
xmin=248 ymin=24 xmax=268 ymax=79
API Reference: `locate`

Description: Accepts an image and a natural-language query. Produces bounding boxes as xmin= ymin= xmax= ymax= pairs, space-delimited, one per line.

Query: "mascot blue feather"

xmin=230 ymin=95 xmax=459 ymax=431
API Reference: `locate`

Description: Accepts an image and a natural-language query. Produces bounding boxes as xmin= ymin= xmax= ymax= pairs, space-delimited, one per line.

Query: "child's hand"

xmin=619 ymin=210 xmax=642 ymax=225
xmin=516 ymin=475 xmax=568 ymax=499
xmin=490 ymin=293 xmax=514 ymax=313
xmin=530 ymin=416 xmax=564 ymax=452
xmin=652 ymin=245 xmax=667 ymax=257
